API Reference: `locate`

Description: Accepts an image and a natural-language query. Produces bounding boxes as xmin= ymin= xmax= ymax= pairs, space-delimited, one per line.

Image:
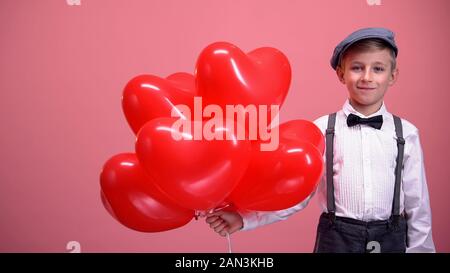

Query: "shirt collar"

xmin=342 ymin=99 xmax=388 ymax=118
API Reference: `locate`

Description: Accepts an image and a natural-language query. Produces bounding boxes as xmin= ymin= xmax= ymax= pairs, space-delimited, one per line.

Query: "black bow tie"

xmin=347 ymin=113 xmax=383 ymax=129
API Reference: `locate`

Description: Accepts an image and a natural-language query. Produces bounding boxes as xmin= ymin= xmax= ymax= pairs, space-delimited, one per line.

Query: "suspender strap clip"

xmin=389 ymin=214 xmax=400 ymax=231
xmin=329 ymin=211 xmax=336 ymax=226
xmin=396 ymin=136 xmax=405 ymax=145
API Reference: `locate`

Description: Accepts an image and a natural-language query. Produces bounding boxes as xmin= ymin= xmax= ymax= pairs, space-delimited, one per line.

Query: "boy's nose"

xmin=362 ymin=69 xmax=373 ymax=82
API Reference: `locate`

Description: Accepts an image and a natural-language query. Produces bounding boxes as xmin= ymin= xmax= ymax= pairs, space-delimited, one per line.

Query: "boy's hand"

xmin=205 ymin=210 xmax=243 ymax=237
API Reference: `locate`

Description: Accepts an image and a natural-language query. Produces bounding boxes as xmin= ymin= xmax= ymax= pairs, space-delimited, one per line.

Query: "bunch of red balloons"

xmin=100 ymin=42 xmax=324 ymax=233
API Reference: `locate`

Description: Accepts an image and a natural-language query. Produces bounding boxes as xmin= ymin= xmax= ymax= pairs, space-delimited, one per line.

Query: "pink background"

xmin=1 ymin=0 xmax=449 ymax=252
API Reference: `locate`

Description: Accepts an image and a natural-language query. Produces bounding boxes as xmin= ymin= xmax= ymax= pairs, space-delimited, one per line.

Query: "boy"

xmin=206 ymin=27 xmax=435 ymax=253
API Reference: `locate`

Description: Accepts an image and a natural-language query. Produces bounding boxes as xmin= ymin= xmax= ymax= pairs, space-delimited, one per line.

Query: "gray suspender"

xmin=325 ymin=113 xmax=404 ymax=224
xmin=392 ymin=115 xmax=405 ymax=223
xmin=326 ymin=113 xmax=337 ymax=220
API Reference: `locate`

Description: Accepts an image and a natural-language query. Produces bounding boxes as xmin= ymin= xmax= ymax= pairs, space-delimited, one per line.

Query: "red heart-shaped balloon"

xmin=166 ymin=72 xmax=197 ymax=95
xmin=100 ymin=153 xmax=194 ymax=232
xmin=196 ymin=42 xmax=291 ymax=109
xmin=135 ymin=117 xmax=251 ymax=211
xmin=122 ymin=73 xmax=196 ymax=135
xmin=228 ymin=120 xmax=324 ymax=211
xmin=279 ymin=119 xmax=325 ymax=155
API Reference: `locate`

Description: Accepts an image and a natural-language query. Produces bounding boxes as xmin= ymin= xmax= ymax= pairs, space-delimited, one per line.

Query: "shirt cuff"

xmin=237 ymin=209 xmax=259 ymax=231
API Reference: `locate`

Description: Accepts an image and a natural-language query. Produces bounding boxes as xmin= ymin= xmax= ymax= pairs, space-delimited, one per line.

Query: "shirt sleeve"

xmin=237 ymin=193 xmax=314 ymax=231
xmin=403 ymin=129 xmax=436 ymax=253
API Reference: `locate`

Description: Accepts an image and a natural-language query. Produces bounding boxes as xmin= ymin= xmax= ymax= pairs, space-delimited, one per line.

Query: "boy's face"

xmin=337 ymin=48 xmax=398 ymax=114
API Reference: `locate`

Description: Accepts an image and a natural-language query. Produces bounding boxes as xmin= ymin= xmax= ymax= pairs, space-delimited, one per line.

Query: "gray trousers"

xmin=313 ymin=212 xmax=407 ymax=253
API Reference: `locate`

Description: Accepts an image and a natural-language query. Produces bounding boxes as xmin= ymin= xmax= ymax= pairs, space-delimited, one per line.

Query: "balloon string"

xmin=213 ymin=203 xmax=233 ymax=253
xmin=225 ymin=232 xmax=232 ymax=253
xmin=214 ymin=203 xmax=231 ymax=211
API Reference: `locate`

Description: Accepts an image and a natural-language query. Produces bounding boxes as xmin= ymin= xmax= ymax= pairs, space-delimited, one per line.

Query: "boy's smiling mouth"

xmin=357 ymin=86 xmax=376 ymax=90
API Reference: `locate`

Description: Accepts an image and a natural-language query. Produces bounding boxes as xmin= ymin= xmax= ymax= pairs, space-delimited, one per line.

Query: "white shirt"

xmin=239 ymin=99 xmax=435 ymax=253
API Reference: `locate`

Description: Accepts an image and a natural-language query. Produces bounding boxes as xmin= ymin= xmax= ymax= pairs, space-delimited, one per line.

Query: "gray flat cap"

xmin=330 ymin=27 xmax=398 ymax=70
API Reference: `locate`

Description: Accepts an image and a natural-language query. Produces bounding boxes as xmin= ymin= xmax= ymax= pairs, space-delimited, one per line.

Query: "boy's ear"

xmin=336 ymin=67 xmax=345 ymax=84
xmin=389 ymin=68 xmax=399 ymax=86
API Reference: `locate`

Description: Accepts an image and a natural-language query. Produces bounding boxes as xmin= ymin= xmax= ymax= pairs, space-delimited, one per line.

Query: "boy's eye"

xmin=374 ymin=66 xmax=385 ymax=72
xmin=351 ymin=66 xmax=362 ymax=71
